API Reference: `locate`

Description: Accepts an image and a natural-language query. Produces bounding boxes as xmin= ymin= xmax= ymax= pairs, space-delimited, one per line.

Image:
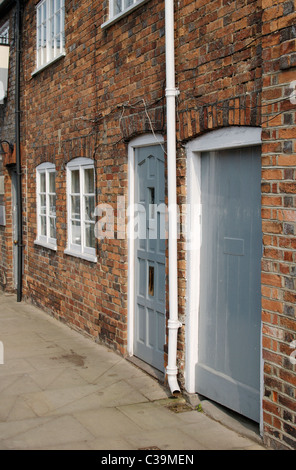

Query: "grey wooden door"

xmin=196 ymin=146 xmax=262 ymax=423
xmin=134 ymin=145 xmax=166 ymax=372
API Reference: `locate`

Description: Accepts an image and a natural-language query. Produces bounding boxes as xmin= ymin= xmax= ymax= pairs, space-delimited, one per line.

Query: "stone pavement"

xmin=0 ymin=291 xmax=268 ymax=451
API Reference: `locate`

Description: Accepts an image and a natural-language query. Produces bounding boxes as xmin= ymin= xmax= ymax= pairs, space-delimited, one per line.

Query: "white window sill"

xmin=34 ymin=239 xmax=57 ymax=251
xmin=101 ymin=0 xmax=150 ymax=29
xmin=31 ymin=52 xmax=66 ymax=77
xmin=64 ymin=248 xmax=97 ymax=263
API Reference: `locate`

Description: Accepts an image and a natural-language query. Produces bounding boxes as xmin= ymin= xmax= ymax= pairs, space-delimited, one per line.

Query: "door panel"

xmin=134 ymin=145 xmax=166 ymax=372
xmin=196 ymin=146 xmax=262 ymax=422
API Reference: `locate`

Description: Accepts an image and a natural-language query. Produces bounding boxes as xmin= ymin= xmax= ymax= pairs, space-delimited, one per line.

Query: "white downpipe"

xmin=165 ymin=0 xmax=181 ymax=395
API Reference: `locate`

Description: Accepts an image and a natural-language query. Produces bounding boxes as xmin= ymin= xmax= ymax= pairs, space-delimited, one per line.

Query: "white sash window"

xmin=35 ymin=162 xmax=57 ymax=250
xmin=102 ymin=0 xmax=149 ymax=28
xmin=65 ymin=158 xmax=97 ymax=263
xmin=36 ymin=0 xmax=65 ymax=70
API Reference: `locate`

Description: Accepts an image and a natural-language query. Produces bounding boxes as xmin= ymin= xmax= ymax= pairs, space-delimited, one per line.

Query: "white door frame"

xmin=185 ymin=126 xmax=263 ymax=428
xmin=127 ymin=134 xmax=165 ymax=358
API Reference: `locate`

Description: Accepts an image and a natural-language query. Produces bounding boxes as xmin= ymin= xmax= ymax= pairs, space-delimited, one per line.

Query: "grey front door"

xmin=134 ymin=145 xmax=166 ymax=372
xmin=196 ymin=146 xmax=262 ymax=423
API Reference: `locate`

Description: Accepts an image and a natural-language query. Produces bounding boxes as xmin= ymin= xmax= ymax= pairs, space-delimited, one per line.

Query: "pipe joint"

xmin=165 ymin=87 xmax=180 ymax=98
xmin=166 ymin=365 xmax=178 ymax=376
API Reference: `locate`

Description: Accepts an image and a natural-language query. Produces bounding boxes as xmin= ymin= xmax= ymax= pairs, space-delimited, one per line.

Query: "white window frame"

xmin=34 ymin=0 xmax=65 ymax=74
xmin=65 ymin=158 xmax=97 ymax=263
xmin=102 ymin=0 xmax=149 ymax=29
xmin=35 ymin=162 xmax=57 ymax=250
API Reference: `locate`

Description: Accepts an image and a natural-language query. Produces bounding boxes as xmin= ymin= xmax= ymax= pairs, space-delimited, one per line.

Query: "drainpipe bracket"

xmin=165 ymin=87 xmax=180 ymax=98
xmin=167 ymin=319 xmax=182 ymax=330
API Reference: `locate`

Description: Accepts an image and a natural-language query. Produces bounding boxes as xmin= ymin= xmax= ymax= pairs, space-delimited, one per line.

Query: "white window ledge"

xmin=31 ymin=52 xmax=66 ymax=77
xmin=34 ymin=239 xmax=57 ymax=251
xmin=64 ymin=248 xmax=97 ymax=263
xmin=101 ymin=0 xmax=150 ymax=29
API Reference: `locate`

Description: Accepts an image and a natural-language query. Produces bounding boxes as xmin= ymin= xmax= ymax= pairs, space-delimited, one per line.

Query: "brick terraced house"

xmin=0 ymin=0 xmax=296 ymax=449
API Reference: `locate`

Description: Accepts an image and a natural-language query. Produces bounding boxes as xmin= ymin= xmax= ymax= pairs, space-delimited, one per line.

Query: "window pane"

xmin=42 ymin=2 xmax=47 ymax=21
xmin=41 ymin=4 xmax=46 ymax=65
xmin=37 ymin=25 xmax=41 ymax=48
xmin=61 ymin=6 xmax=65 ymax=49
xmin=40 ymin=172 xmax=46 ymax=192
xmin=85 ymin=222 xmax=95 ymax=248
xmin=42 ymin=22 xmax=46 ymax=47
xmin=125 ymin=0 xmax=134 ymax=8
xmin=56 ymin=10 xmax=60 ymax=36
xmin=49 ymin=195 xmax=56 ymax=217
xmin=49 ymin=217 xmax=56 ymax=239
xmin=42 ymin=21 xmax=47 ymax=64
xmin=48 ymin=18 xmax=53 ymax=61
xmin=40 ymin=194 xmax=46 ymax=214
xmin=84 ymin=195 xmax=95 ymax=221
xmin=62 ymin=29 xmax=65 ymax=50
xmin=71 ymin=221 xmax=81 ymax=245
xmin=71 ymin=170 xmax=80 ymax=193
xmin=40 ymin=216 xmax=46 ymax=236
xmin=37 ymin=7 xmax=41 ymax=27
xmin=115 ymin=0 xmax=122 ymax=14
xmin=38 ymin=47 xmax=42 ymax=66
xmin=71 ymin=195 xmax=80 ymax=220
xmin=84 ymin=168 xmax=94 ymax=194
xmin=49 ymin=171 xmax=55 ymax=193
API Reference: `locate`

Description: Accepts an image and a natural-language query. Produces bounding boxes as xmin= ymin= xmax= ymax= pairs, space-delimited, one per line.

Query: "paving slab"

xmin=0 ymin=291 xmax=268 ymax=451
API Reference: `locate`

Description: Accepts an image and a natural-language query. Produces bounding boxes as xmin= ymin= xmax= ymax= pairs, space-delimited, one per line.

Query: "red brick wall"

xmin=22 ymin=0 xmax=166 ymax=354
xmin=174 ymin=0 xmax=296 ymax=450
xmin=176 ymin=0 xmax=262 ymax=140
xmin=260 ymin=0 xmax=296 ymax=450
